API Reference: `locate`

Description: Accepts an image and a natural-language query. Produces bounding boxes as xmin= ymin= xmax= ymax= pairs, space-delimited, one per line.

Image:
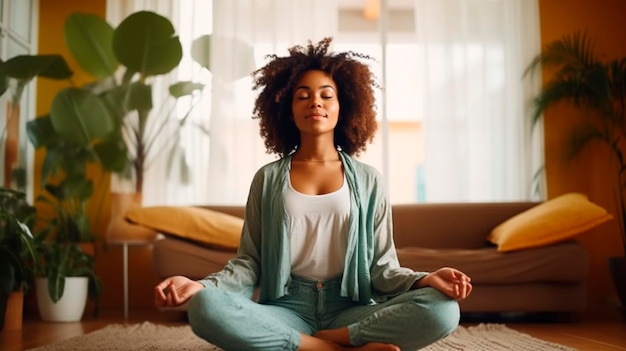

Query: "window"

xmin=0 ymin=0 xmax=37 ymax=197
xmin=124 ymin=0 xmax=542 ymax=206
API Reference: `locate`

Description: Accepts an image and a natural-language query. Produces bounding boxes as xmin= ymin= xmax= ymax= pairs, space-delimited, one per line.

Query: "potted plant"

xmin=0 ymin=187 xmax=37 ymax=330
xmin=31 ymin=238 xmax=101 ymax=322
xmin=25 ymin=79 xmax=107 ymax=320
xmin=524 ymin=31 xmax=626 ymax=312
xmin=57 ymin=10 xmax=219 ymax=242
xmin=25 ymin=11 xmax=250 ymax=245
xmin=26 ymin=120 xmax=104 ymax=321
xmin=30 ymin=177 xmax=103 ymax=322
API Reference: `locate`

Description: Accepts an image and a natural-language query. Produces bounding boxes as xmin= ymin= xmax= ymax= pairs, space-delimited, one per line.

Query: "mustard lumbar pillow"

xmin=125 ymin=206 xmax=243 ymax=250
xmin=487 ymin=192 xmax=613 ymax=252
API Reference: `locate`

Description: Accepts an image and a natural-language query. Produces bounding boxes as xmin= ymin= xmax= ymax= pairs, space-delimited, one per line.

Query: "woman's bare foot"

xmin=298 ymin=329 xmax=401 ymax=351
xmin=313 ymin=328 xmax=350 ymax=345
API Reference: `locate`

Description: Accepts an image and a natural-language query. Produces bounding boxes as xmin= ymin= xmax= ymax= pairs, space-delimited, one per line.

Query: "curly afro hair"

xmin=252 ymin=37 xmax=379 ymax=158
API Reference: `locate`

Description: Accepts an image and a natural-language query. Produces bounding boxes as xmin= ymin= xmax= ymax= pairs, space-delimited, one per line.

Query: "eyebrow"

xmin=294 ymin=84 xmax=337 ymax=92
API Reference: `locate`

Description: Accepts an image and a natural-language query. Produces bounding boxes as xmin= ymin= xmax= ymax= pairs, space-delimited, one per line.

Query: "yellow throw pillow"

xmin=125 ymin=206 xmax=243 ymax=250
xmin=487 ymin=193 xmax=613 ymax=252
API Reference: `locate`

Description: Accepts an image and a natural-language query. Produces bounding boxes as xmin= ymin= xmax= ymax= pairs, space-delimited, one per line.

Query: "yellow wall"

xmin=34 ymin=0 xmax=626 ymax=314
xmin=539 ymin=0 xmax=626 ymax=311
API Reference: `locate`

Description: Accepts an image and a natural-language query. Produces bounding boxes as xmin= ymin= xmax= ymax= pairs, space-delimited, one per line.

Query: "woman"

xmin=155 ymin=37 xmax=472 ymax=351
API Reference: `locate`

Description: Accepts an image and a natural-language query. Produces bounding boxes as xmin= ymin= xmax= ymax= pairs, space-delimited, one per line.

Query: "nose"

xmin=310 ymin=98 xmax=322 ymax=108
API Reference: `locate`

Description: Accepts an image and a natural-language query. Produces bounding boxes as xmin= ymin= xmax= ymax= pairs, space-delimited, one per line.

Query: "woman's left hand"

xmin=415 ymin=267 xmax=473 ymax=300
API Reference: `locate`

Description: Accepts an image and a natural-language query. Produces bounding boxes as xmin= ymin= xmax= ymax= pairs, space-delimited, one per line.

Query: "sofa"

xmin=141 ymin=196 xmax=609 ymax=315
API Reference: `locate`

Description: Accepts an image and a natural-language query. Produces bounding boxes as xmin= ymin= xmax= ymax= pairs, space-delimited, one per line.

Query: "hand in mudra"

xmin=419 ymin=267 xmax=473 ymax=300
xmin=155 ymin=275 xmax=204 ymax=308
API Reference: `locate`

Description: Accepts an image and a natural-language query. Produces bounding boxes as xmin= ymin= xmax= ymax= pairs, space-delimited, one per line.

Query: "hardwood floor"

xmin=2 ymin=307 xmax=625 ymax=350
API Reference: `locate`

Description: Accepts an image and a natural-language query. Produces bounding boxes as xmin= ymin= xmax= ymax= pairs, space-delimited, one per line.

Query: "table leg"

xmin=123 ymin=242 xmax=129 ymax=320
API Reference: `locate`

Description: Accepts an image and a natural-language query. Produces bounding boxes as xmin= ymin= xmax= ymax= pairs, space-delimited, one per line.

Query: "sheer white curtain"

xmin=106 ymin=0 xmax=543 ymax=206
xmin=415 ymin=0 xmax=543 ymax=202
xmin=106 ymin=0 xmax=174 ymax=23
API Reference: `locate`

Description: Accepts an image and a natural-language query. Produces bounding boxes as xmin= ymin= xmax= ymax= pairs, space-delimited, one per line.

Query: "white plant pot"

xmin=36 ymin=277 xmax=88 ymax=322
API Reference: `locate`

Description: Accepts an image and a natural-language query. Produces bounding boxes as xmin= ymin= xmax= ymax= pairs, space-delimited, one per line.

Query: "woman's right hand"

xmin=154 ymin=275 xmax=204 ymax=308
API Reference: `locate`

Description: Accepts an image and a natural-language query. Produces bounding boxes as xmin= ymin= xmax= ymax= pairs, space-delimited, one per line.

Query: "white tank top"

xmin=285 ymin=174 xmax=350 ymax=281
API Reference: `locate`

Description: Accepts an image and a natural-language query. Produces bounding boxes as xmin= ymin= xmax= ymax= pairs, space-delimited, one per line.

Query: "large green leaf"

xmin=127 ymin=82 xmax=153 ymax=112
xmin=26 ymin=116 xmax=62 ymax=150
xmin=99 ymin=82 xmax=153 ymax=118
xmin=4 ymin=55 xmax=73 ymax=81
xmin=169 ymin=81 xmax=204 ymax=98
xmin=191 ymin=34 xmax=211 ymax=70
xmin=50 ymin=88 xmax=115 ymax=146
xmin=65 ymin=12 xmax=119 ymax=80
xmin=40 ymin=148 xmax=66 ymax=186
xmin=61 ymin=176 xmax=94 ymax=203
xmin=191 ymin=34 xmax=255 ymax=80
xmin=47 ymin=253 xmax=65 ymax=303
xmin=93 ymin=134 xmax=128 ymax=173
xmin=113 ymin=11 xmax=182 ymax=76
xmin=99 ymin=85 xmax=130 ymax=125
xmin=37 ymin=142 xmax=94 ymax=187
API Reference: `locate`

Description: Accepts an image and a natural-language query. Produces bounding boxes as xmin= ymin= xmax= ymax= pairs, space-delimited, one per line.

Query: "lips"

xmin=307 ymin=110 xmax=327 ymax=119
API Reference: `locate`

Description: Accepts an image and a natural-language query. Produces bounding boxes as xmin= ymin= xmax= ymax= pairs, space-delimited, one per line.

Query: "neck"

xmin=292 ymin=148 xmax=339 ymax=162
xmin=296 ymin=158 xmax=338 ymax=162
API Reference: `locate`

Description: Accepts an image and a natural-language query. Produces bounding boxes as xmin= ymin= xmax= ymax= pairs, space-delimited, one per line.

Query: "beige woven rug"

xmin=28 ymin=321 xmax=576 ymax=351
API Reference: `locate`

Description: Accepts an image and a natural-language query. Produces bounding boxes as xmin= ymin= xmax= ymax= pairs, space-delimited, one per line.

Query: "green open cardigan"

xmin=199 ymin=151 xmax=426 ymax=304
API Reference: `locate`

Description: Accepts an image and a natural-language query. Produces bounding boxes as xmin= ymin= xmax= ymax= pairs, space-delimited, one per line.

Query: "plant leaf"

xmin=64 ymin=12 xmax=119 ymax=80
xmin=93 ymin=133 xmax=128 ymax=173
xmin=191 ymin=34 xmax=211 ymax=69
xmin=112 ymin=11 xmax=182 ymax=76
xmin=26 ymin=116 xmax=61 ymax=150
xmin=169 ymin=81 xmax=204 ymax=98
xmin=50 ymin=88 xmax=115 ymax=146
xmin=192 ymin=35 xmax=255 ymax=80
xmin=4 ymin=55 xmax=73 ymax=81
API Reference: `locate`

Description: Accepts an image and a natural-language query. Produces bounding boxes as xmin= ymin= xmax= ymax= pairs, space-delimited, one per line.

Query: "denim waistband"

xmin=290 ymin=275 xmax=343 ymax=290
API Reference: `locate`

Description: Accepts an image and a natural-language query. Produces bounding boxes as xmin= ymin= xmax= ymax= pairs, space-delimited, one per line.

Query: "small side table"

xmin=110 ymin=240 xmax=151 ymax=320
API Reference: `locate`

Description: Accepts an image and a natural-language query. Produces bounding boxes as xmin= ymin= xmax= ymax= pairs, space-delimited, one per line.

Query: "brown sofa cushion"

xmin=396 ymin=240 xmax=587 ymax=284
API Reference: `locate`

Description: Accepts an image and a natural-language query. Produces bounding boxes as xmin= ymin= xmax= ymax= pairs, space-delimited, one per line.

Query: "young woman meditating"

xmin=155 ymin=37 xmax=472 ymax=351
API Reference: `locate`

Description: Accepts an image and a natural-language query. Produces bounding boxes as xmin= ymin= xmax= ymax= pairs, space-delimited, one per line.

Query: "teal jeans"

xmin=188 ymin=276 xmax=459 ymax=351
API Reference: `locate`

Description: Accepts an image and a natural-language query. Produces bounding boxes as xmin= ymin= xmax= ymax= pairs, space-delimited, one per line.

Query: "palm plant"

xmin=524 ymin=31 xmax=626 ymax=308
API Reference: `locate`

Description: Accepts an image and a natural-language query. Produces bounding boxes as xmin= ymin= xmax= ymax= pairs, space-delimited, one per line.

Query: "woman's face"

xmin=291 ymin=70 xmax=340 ymax=137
